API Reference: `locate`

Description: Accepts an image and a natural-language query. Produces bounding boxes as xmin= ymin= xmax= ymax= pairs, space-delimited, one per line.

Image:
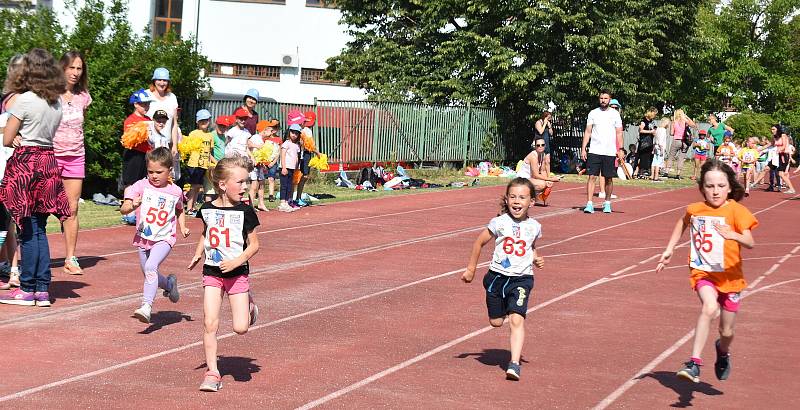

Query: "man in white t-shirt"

xmin=581 ymin=90 xmax=624 ymax=214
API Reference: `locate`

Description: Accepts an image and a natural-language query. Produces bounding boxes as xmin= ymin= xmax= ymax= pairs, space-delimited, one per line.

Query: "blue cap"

xmin=288 ymin=124 xmax=302 ymax=132
xmin=724 ymin=130 xmax=733 ymax=137
xmin=609 ymin=98 xmax=621 ymax=108
xmin=129 ymin=88 xmax=155 ymax=104
xmin=196 ymin=109 xmax=212 ymax=122
xmin=152 ymin=67 xmax=170 ymax=81
xmin=244 ymin=88 xmax=260 ymax=101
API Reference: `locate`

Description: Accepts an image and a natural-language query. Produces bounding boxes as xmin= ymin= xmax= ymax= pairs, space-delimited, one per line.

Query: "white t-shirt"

xmin=146 ymin=91 xmax=178 ymax=141
xmin=586 ymin=107 xmax=622 ymax=156
xmin=487 ymin=214 xmax=542 ymax=277
xmin=654 ymin=127 xmax=667 ymax=151
xmin=225 ymin=127 xmax=251 ymax=157
xmin=147 ymin=122 xmax=171 ymax=149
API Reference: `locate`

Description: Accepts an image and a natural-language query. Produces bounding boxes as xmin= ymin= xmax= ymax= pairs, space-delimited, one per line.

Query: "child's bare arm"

xmin=188 ymin=233 xmax=205 ymax=269
xmin=119 ymin=197 xmax=141 ymax=214
xmin=462 ymin=229 xmax=495 ymax=283
xmin=715 ymin=225 xmax=754 ymax=249
xmin=656 ymin=218 xmax=688 ymax=272
xmin=177 ymin=209 xmax=189 ymax=237
xmin=532 ymin=248 xmax=544 ymax=269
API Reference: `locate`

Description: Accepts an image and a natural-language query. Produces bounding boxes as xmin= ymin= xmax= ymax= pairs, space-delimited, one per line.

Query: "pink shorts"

xmin=202 ymin=274 xmax=249 ymax=294
xmin=56 ymin=155 xmax=85 ymax=178
xmin=695 ymin=279 xmax=741 ymax=312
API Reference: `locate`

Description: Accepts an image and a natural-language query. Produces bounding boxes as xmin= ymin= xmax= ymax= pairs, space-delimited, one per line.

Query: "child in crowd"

xmin=737 ymin=137 xmax=760 ymax=196
xmin=120 ymin=147 xmax=187 ymax=322
xmin=295 ymin=111 xmax=321 ymax=207
xmin=185 ymin=109 xmax=215 ymax=215
xmin=225 ymin=108 xmax=252 ymax=159
xmin=753 ymin=137 xmax=770 ymax=186
xmin=651 ymin=118 xmax=669 ymax=182
xmin=462 ymin=177 xmax=545 ymax=381
xmin=657 ymin=159 xmax=757 ymax=383
xmin=188 ymin=156 xmax=259 ymax=392
xmin=691 ymin=129 xmax=711 ymax=180
xmin=278 ymin=124 xmax=302 ymax=212
xmin=261 ymin=119 xmax=282 ymax=202
xmin=716 ymin=134 xmax=736 ymax=169
xmin=0 ymin=49 xmax=70 ymax=307
xmin=625 ymin=144 xmax=637 ymax=166
xmin=120 ymin=89 xmax=156 ymax=225
xmin=248 ymin=121 xmax=268 ymax=211
xmin=204 ymin=115 xmax=231 ymax=202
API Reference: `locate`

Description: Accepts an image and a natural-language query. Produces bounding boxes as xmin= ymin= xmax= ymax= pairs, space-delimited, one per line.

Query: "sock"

xmin=604 ymin=201 xmax=611 ymax=205
xmin=690 ymin=357 xmax=703 ymax=365
xmin=0 ymin=230 xmax=6 ymax=247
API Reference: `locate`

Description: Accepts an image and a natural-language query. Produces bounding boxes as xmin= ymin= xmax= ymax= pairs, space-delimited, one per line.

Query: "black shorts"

xmin=185 ymin=166 xmax=206 ymax=185
xmin=769 ymin=153 xmax=790 ymax=171
xmin=586 ymin=153 xmax=616 ymax=178
xmin=299 ymin=154 xmax=311 ymax=175
xmin=483 ymin=270 xmax=534 ymax=319
xmin=122 ymin=149 xmax=147 ymax=186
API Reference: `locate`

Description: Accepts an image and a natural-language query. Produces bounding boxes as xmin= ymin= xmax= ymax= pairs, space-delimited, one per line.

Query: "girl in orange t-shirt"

xmin=656 ymin=159 xmax=757 ymax=384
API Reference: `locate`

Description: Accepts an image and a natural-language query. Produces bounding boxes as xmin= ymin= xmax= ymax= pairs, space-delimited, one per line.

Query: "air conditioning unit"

xmin=280 ymin=54 xmax=298 ymax=67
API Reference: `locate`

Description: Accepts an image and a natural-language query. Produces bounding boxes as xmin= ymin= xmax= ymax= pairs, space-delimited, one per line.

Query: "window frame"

xmin=153 ymin=0 xmax=183 ymax=37
xmin=210 ymin=62 xmax=282 ymax=82
xmin=305 ymin=0 xmax=337 ymax=9
xmin=300 ymin=68 xmax=347 ymax=86
xmin=210 ymin=0 xmax=286 ymax=4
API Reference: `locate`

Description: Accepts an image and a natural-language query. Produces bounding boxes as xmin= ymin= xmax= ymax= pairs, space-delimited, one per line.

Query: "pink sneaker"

xmin=0 ymin=288 xmax=36 ymax=306
xmin=34 ymin=291 xmax=51 ymax=307
xmin=0 ymin=280 xmax=9 ymax=290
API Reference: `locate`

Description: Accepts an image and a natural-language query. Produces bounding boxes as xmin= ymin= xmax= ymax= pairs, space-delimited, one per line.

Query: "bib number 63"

xmin=502 ymin=237 xmax=527 ymax=257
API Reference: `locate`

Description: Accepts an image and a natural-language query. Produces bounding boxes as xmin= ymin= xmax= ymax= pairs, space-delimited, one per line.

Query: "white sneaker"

xmin=610 ymin=193 xmax=618 ymax=199
xmin=133 ymin=303 xmax=152 ymax=323
xmin=598 ymin=192 xmax=606 ymax=199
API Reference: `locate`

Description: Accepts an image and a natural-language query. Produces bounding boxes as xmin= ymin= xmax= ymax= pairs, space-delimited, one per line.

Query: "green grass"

xmin=43 ymin=162 xmax=699 ymax=233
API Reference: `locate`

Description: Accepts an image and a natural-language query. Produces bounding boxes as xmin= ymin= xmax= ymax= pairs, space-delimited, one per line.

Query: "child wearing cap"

xmin=295 ymin=111 xmax=321 ymax=207
xmin=122 ymin=89 xmax=155 ymax=190
xmin=224 ymin=108 xmax=252 ymax=159
xmin=691 ymin=129 xmax=711 ymax=180
xmin=247 ymin=121 xmax=268 ymax=211
xmin=204 ymin=116 xmax=232 ymax=202
xmin=261 ymin=119 xmax=282 ymax=202
xmin=185 ymin=109 xmax=215 ymax=215
xmin=278 ymin=124 xmax=302 ymax=212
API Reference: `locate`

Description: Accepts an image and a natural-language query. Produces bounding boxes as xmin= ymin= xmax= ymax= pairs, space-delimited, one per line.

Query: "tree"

xmin=327 ymin=1 xmax=704 ymax=157
xmin=0 ymin=0 xmax=211 ymax=191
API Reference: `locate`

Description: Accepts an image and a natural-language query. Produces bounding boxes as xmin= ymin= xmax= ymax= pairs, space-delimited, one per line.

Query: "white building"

xmin=42 ymin=0 xmax=367 ymax=104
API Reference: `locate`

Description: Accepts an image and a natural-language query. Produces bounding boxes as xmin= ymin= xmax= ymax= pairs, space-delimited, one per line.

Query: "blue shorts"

xmin=185 ymin=166 xmax=206 ymax=186
xmin=266 ymin=163 xmax=279 ymax=178
xmin=483 ymin=270 xmax=534 ymax=319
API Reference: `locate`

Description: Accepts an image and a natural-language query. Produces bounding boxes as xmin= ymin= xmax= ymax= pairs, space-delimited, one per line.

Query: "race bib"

xmin=201 ymin=209 xmax=245 ymax=266
xmin=689 ymin=216 xmax=726 ymax=272
xmin=741 ymin=151 xmax=756 ymax=163
xmin=137 ymin=188 xmax=178 ymax=242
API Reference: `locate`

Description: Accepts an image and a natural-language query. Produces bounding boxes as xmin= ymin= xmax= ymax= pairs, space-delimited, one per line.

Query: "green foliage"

xmin=0 ymin=0 xmax=210 ymax=191
xmin=724 ymin=111 xmax=777 ymax=141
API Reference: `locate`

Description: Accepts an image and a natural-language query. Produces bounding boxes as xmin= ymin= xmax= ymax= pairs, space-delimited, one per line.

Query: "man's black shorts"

xmin=482 ymin=270 xmax=534 ymax=319
xmin=299 ymin=154 xmax=311 ymax=175
xmin=586 ymin=153 xmax=616 ymax=178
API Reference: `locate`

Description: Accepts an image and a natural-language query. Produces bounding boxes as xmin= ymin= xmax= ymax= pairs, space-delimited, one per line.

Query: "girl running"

xmin=737 ymin=137 xmax=760 ymax=196
xmin=656 ymin=159 xmax=757 ymax=383
xmin=189 ymin=156 xmax=260 ymax=392
xmin=690 ymin=129 xmax=710 ymax=180
xmin=462 ymin=177 xmax=544 ymax=381
xmin=120 ymin=147 xmax=187 ymax=323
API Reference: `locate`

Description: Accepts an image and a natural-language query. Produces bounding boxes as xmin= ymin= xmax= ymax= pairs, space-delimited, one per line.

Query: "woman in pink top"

xmin=665 ymin=108 xmax=696 ymax=178
xmin=54 ymin=51 xmax=92 ymax=275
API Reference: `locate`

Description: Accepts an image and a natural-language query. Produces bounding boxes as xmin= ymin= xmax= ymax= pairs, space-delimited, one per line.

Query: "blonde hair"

xmin=673 ymin=109 xmax=686 ymax=122
xmin=211 ymin=156 xmax=253 ymax=194
xmin=645 ymin=107 xmax=658 ymax=120
xmin=659 ymin=117 xmax=671 ymax=128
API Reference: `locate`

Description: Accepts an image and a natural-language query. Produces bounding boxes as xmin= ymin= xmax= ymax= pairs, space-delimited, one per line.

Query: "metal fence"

xmin=179 ymin=98 xmax=503 ymax=167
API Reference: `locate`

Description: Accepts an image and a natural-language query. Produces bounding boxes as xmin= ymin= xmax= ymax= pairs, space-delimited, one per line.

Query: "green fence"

xmin=179 ymin=98 xmax=503 ymax=167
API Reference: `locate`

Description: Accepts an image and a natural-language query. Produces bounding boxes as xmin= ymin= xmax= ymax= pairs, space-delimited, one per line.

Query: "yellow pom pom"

xmin=121 ymin=121 xmax=150 ymax=149
xmin=252 ymin=142 xmax=278 ymax=165
xmin=308 ymin=153 xmax=329 ymax=171
xmin=177 ymin=134 xmax=203 ymax=161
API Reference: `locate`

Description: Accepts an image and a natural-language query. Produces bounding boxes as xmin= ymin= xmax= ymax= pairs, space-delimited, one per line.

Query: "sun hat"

xmin=152 ymin=67 xmax=170 ymax=81
xmin=195 ymin=109 xmax=212 ymax=122
xmin=609 ymin=98 xmax=621 ymax=108
xmin=303 ymin=111 xmax=317 ymax=127
xmin=244 ymin=88 xmax=260 ymax=101
xmin=287 ymin=109 xmax=305 ymax=125
xmin=256 ymin=119 xmax=279 ymax=133
xmin=129 ymin=88 xmax=156 ymax=104
xmin=234 ymin=107 xmax=251 ymax=118
xmin=288 ymin=124 xmax=302 ymax=132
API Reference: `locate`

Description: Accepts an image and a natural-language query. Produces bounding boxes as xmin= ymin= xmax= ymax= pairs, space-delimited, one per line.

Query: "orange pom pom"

xmin=292 ymin=169 xmax=303 ymax=185
xmin=121 ymin=121 xmax=150 ymax=149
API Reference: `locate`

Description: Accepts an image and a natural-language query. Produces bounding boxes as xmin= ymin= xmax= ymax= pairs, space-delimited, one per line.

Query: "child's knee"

xmin=489 ymin=318 xmax=504 ymax=327
xmin=233 ymin=323 xmax=248 ymax=335
xmin=508 ymin=313 xmax=525 ymax=328
xmin=144 ymin=270 xmax=158 ymax=284
xmin=204 ymin=318 xmax=219 ymax=333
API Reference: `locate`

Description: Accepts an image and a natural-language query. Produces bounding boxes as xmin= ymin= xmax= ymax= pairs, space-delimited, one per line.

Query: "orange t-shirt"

xmin=683 ymin=200 xmax=758 ymax=293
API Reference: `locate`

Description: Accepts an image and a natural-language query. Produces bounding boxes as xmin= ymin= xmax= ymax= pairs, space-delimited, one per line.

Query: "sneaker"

xmin=677 ymin=360 xmax=700 ymax=383
xmin=786 ymin=189 xmax=797 ymax=194
xmin=133 ymin=303 xmax=152 ymax=324
xmin=289 ymin=200 xmax=301 ymax=209
xmin=603 ymin=201 xmax=612 ymax=213
xmin=714 ymin=340 xmax=731 ymax=380
xmin=121 ymin=214 xmax=137 ymax=225
xmin=34 ymin=291 xmax=51 ymax=307
xmin=63 ymin=256 xmax=83 ymax=275
xmin=163 ymin=274 xmax=180 ymax=303
xmin=296 ymin=199 xmax=309 ymax=207
xmin=268 ymin=195 xmax=275 ymax=202
xmin=185 ymin=210 xmax=196 ymax=217
xmin=278 ymin=203 xmax=294 ymax=213
xmin=583 ymin=201 xmax=594 ymax=214
xmin=249 ymin=300 xmax=259 ymax=326
xmin=8 ymin=270 xmax=20 ymax=287
xmin=0 ymin=280 xmax=9 ymax=290
xmin=538 ymin=186 xmax=552 ymax=204
xmin=609 ymin=193 xmax=618 ymax=199
xmin=0 ymin=288 xmax=35 ymax=306
xmin=199 ymin=370 xmax=222 ymax=392
xmin=766 ymin=186 xmax=775 ymax=192
xmin=598 ymin=192 xmax=606 ymax=199
xmin=506 ymin=362 xmax=521 ymax=381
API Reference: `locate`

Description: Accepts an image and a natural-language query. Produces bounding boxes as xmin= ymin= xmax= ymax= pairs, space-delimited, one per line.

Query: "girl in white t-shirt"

xmin=461 ymin=177 xmax=545 ymax=381
xmin=651 ymin=118 xmax=669 ymax=181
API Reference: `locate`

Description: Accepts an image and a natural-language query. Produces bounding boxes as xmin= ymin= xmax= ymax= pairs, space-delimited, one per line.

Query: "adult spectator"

xmin=146 ymin=67 xmax=179 ymax=177
xmin=581 ymin=90 xmax=624 ymax=214
xmin=237 ymin=89 xmax=260 ymax=135
xmin=664 ymin=108 xmax=696 ymax=178
xmin=518 ymin=136 xmax=561 ymax=205
xmin=707 ymin=113 xmax=734 ymax=156
xmin=635 ymin=107 xmax=658 ymax=177
xmin=533 ymin=111 xmax=554 ymax=154
xmin=770 ymin=124 xmax=795 ymax=194
xmin=53 ymin=51 xmax=91 ymax=276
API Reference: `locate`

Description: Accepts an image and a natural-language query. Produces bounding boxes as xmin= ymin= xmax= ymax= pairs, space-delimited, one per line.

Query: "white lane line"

xmin=0 ymin=188 xmax=671 ymax=400
xmin=592 ymin=246 xmax=800 ymax=410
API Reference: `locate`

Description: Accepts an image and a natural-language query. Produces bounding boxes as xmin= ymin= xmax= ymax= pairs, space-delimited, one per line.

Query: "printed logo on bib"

xmin=690 ymin=216 xmax=726 ymax=272
xmin=137 ymin=188 xmax=178 ymax=242
xmin=202 ymin=209 xmax=245 ymax=267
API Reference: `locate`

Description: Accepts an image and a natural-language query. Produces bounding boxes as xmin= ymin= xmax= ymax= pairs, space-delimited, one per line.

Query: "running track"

xmin=0 ymin=178 xmax=797 ymax=409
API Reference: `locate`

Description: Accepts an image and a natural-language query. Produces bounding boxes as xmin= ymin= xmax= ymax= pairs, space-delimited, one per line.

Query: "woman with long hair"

xmin=769 ymin=124 xmax=795 ymax=194
xmin=665 ymin=108 xmax=697 ymax=178
xmin=54 ymin=51 xmax=92 ymax=275
xmin=534 ymin=111 xmax=554 ymax=154
xmin=635 ymin=107 xmax=658 ymax=176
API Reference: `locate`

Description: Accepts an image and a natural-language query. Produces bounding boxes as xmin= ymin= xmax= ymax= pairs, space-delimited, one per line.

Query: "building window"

xmin=301 ymin=68 xmax=346 ymax=85
xmin=154 ymin=0 xmax=183 ymax=37
xmin=213 ymin=0 xmax=286 ymax=4
xmin=211 ymin=62 xmax=281 ymax=81
xmin=306 ymin=0 xmax=337 ymax=8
